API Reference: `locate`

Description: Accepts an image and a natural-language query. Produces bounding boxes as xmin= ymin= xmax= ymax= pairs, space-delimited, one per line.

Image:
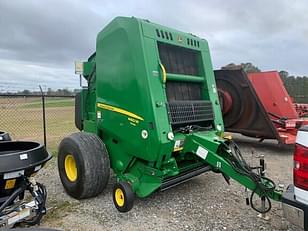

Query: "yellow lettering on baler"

xmin=97 ymin=103 xmax=144 ymax=121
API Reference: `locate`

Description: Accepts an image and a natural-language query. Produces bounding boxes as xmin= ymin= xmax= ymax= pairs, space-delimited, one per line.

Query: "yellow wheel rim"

xmin=115 ymin=188 xmax=125 ymax=207
xmin=64 ymin=154 xmax=77 ymax=182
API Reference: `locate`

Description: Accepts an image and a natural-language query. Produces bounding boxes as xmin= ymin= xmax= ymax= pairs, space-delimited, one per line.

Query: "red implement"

xmin=294 ymin=103 xmax=308 ymax=117
xmin=214 ymin=69 xmax=308 ymax=144
xmin=248 ymin=71 xmax=298 ymax=119
xmin=248 ymin=71 xmax=308 ymax=144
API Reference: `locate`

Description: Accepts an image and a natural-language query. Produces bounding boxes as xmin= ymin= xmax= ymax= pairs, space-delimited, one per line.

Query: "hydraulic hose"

xmin=23 ymin=182 xmax=47 ymax=226
xmin=222 ymin=140 xmax=276 ymax=213
xmin=250 ymin=189 xmax=272 ymax=213
xmin=0 ymin=179 xmax=47 ymax=226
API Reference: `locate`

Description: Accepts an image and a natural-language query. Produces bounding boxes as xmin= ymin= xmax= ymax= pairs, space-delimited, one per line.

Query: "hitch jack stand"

xmin=257 ymin=155 xmax=270 ymax=221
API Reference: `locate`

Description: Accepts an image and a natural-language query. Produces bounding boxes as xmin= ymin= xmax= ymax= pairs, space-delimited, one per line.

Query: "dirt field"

xmin=0 ymin=97 xmax=76 ymax=152
xmin=35 ymin=135 xmax=301 ymax=231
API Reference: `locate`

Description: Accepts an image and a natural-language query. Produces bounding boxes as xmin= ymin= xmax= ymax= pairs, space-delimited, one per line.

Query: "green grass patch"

xmin=22 ymin=99 xmax=74 ymax=108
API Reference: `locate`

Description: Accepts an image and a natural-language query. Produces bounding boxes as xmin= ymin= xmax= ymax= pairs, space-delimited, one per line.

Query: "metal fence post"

xmin=39 ymin=86 xmax=47 ymax=149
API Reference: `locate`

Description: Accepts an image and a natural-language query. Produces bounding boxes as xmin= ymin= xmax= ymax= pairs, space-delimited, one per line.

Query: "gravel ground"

xmin=36 ymin=134 xmax=302 ymax=231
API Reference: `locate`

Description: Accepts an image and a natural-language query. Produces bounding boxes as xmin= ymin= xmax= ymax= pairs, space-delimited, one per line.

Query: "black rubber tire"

xmin=112 ymin=181 xmax=135 ymax=213
xmin=58 ymin=132 xmax=110 ymax=199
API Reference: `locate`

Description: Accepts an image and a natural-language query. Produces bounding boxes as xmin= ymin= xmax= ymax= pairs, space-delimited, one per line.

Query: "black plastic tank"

xmin=0 ymin=141 xmax=51 ymax=203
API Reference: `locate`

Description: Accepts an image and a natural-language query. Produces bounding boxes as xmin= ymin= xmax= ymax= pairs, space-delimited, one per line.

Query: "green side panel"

xmin=201 ymin=45 xmax=224 ymax=131
xmin=80 ymin=88 xmax=87 ymax=122
xmin=83 ymin=62 xmax=95 ymax=77
xmin=83 ymin=120 xmax=97 ymax=133
xmin=95 ymin=17 xmax=173 ymax=173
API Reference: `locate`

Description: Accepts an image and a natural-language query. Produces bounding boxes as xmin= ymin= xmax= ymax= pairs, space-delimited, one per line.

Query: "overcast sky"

xmin=0 ymin=0 xmax=307 ymax=91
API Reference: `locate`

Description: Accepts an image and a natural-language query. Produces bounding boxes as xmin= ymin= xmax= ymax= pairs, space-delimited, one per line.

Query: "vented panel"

xmin=166 ymin=81 xmax=202 ymax=101
xmin=156 ymin=29 xmax=173 ymax=41
xmin=158 ymin=42 xmax=200 ymax=76
xmin=167 ymin=101 xmax=214 ymax=125
xmin=187 ymin=38 xmax=199 ymax=47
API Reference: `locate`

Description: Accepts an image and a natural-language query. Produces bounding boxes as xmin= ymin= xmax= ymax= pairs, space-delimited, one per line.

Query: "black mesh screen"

xmin=166 ymin=81 xmax=202 ymax=101
xmin=165 ymin=82 xmax=214 ymax=127
xmin=158 ymin=43 xmax=214 ymax=127
xmin=167 ymin=101 xmax=214 ymax=125
xmin=158 ymin=42 xmax=200 ymax=76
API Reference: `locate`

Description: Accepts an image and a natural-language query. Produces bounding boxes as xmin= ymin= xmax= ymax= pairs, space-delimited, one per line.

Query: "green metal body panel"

xmin=77 ymin=17 xmax=282 ymax=202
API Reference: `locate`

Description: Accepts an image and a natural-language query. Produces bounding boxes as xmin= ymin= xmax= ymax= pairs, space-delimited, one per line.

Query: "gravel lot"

xmin=36 ymin=134 xmax=301 ymax=231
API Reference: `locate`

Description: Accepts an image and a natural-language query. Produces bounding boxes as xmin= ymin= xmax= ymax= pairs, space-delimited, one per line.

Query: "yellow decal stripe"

xmin=173 ymin=147 xmax=184 ymax=152
xmin=97 ymin=103 xmax=144 ymax=121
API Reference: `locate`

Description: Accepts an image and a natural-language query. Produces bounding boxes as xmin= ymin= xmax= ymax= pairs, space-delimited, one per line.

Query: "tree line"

xmin=222 ymin=63 xmax=308 ymax=103
xmin=8 ymin=88 xmax=78 ymax=96
xmin=279 ymin=71 xmax=308 ymax=103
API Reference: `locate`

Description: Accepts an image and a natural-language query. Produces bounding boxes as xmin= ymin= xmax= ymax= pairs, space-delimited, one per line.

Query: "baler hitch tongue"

xmin=220 ymin=140 xmax=283 ymax=213
xmin=190 ymin=136 xmax=282 ymax=213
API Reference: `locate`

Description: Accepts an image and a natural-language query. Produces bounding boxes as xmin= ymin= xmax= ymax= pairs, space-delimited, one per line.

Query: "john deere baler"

xmin=58 ymin=17 xmax=284 ymax=214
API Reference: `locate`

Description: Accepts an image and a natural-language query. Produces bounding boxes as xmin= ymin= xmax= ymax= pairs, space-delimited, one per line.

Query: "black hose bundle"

xmin=0 ymin=181 xmax=28 ymax=215
xmin=23 ymin=182 xmax=47 ymax=226
xmin=0 ymin=178 xmax=47 ymax=226
xmin=174 ymin=125 xmax=213 ymax=134
xmin=222 ymin=140 xmax=276 ymax=213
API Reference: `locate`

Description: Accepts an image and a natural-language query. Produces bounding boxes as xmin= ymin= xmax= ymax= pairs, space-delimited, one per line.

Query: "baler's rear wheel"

xmin=112 ymin=181 xmax=135 ymax=212
xmin=58 ymin=132 xmax=110 ymax=199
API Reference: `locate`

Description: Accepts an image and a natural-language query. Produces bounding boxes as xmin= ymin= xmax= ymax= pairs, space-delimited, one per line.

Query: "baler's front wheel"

xmin=112 ymin=182 xmax=135 ymax=212
xmin=58 ymin=132 xmax=110 ymax=199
